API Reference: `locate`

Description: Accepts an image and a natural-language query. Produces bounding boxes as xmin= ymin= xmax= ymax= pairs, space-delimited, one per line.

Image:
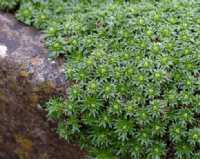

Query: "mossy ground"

xmin=0 ymin=0 xmax=199 ymax=159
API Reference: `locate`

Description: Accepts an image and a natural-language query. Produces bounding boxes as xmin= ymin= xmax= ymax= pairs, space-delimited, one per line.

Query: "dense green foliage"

xmin=1 ymin=0 xmax=199 ymax=158
xmin=0 ymin=0 xmax=19 ymax=10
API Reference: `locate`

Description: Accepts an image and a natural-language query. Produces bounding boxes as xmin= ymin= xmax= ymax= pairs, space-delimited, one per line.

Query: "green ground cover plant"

xmin=0 ymin=0 xmax=199 ymax=158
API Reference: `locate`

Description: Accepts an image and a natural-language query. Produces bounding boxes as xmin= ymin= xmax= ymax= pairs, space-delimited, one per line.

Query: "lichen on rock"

xmin=0 ymin=44 xmax=7 ymax=58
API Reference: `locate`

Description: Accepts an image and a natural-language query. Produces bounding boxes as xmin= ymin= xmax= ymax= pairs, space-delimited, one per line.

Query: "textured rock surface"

xmin=0 ymin=11 xmax=84 ymax=159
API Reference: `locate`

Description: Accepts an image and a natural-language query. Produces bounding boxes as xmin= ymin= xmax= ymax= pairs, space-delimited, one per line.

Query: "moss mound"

xmin=1 ymin=0 xmax=199 ymax=158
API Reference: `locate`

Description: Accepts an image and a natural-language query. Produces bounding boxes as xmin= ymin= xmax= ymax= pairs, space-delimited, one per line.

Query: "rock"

xmin=0 ymin=11 xmax=85 ymax=159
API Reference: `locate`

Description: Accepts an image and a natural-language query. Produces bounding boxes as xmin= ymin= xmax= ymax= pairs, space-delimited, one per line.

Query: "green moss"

xmin=2 ymin=0 xmax=199 ymax=158
xmin=0 ymin=0 xmax=19 ymax=11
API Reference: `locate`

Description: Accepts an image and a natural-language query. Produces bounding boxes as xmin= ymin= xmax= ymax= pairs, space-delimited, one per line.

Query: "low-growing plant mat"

xmin=1 ymin=0 xmax=199 ymax=159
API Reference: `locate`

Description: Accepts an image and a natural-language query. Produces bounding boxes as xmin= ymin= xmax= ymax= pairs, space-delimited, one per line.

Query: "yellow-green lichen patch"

xmin=14 ymin=135 xmax=32 ymax=159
